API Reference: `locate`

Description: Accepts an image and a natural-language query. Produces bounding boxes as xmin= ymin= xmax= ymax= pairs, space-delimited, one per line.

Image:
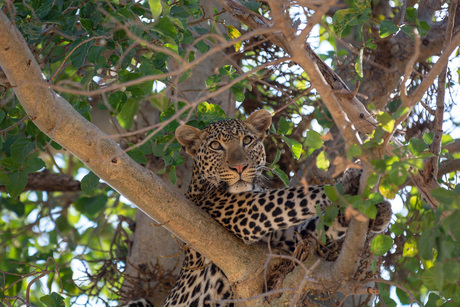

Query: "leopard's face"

xmin=195 ymin=119 xmax=266 ymax=193
xmin=175 ymin=109 xmax=273 ymax=194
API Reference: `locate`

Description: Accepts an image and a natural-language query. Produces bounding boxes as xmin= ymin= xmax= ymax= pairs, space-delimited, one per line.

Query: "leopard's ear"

xmin=244 ymin=109 xmax=272 ymax=140
xmin=175 ymin=125 xmax=204 ymax=157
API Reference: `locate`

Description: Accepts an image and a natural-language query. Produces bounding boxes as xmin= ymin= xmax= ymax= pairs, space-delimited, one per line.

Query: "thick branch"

xmin=0 ymin=11 xmax=268 ymax=293
xmin=402 ymin=30 xmax=460 ymax=112
xmin=0 ymin=170 xmax=81 ymax=192
xmin=444 ymin=139 xmax=460 ymax=154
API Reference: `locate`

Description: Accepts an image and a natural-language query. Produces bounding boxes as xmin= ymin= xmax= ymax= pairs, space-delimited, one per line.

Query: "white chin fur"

xmin=228 ymin=181 xmax=252 ymax=193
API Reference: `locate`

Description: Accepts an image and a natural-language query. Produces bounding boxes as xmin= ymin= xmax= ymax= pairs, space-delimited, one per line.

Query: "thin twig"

xmin=0 ymin=115 xmax=28 ymax=134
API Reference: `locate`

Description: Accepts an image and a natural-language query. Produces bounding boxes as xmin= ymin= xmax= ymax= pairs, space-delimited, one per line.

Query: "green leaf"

xmin=403 ymin=237 xmax=418 ymax=257
xmin=242 ymin=1 xmax=262 ymax=11
xmin=35 ymin=0 xmax=54 ymax=19
xmin=74 ymin=195 xmax=108 ymax=216
xmin=405 ymin=158 xmax=424 ymax=170
xmin=109 ymin=91 xmax=128 ymax=111
xmin=442 ymin=210 xmax=460 ymax=241
xmin=118 ymin=98 xmax=139 ymax=130
xmin=81 ymin=171 xmax=100 ymax=194
xmin=306 ymin=130 xmax=323 ymax=149
xmin=323 ymin=205 xmax=338 ymax=225
xmin=379 ymin=175 xmax=399 ymax=199
xmin=0 ymin=172 xmax=10 ymax=186
xmin=281 ymin=135 xmax=302 ymax=160
xmin=6 ymin=171 xmax=28 ymax=198
xmin=316 ymin=151 xmax=330 ymax=171
xmin=355 ymin=48 xmax=363 ymax=78
xmin=368 ymin=193 xmax=384 ymax=205
xmin=347 ymin=144 xmax=362 ymax=160
xmin=230 ymin=85 xmax=245 ymax=101
xmin=324 ymin=185 xmax=339 ymax=202
xmin=421 ymin=266 xmax=444 ymax=291
xmin=69 ymin=38 xmax=92 ymax=69
xmin=401 ymin=25 xmax=415 ymax=39
xmin=271 ymin=149 xmax=281 ymax=166
xmin=169 ymin=165 xmax=177 ymax=185
xmin=196 ymin=102 xmax=227 ymax=124
xmin=273 ymin=167 xmax=289 ymax=187
xmin=388 ymin=167 xmax=407 ymax=186
xmin=154 ymin=17 xmax=178 ymax=38
xmin=127 ymin=148 xmax=147 ymax=164
xmin=379 ymin=20 xmax=399 ymax=38
xmin=441 ymin=134 xmax=454 ymax=146
xmin=227 ymin=25 xmax=242 ymax=51
xmin=418 ymin=230 xmax=436 ymax=260
xmin=396 ymin=287 xmax=411 ymax=305
xmin=195 ymin=40 xmax=209 ymax=53
xmin=40 ymin=292 xmax=65 ymax=307
xmin=361 ymin=202 xmax=377 ymax=219
xmin=406 ymin=7 xmax=417 ymax=23
xmin=408 ymin=138 xmax=427 ymax=156
xmin=377 ymin=112 xmax=395 ymax=133
xmin=392 ymin=106 xmax=409 ymax=119
xmin=11 ymin=138 xmax=35 ymax=163
xmin=431 ymin=188 xmax=455 ymax=204
xmin=417 ymin=21 xmax=431 ymax=35
xmin=148 ymin=0 xmax=162 ymax=19
xmin=354 ymin=0 xmax=370 ymax=10
xmin=333 ymin=8 xmax=361 ymax=37
xmin=367 ymin=172 xmax=379 ymax=188
xmin=277 ymin=116 xmax=290 ymax=135
xmin=80 ymin=18 xmax=93 ymax=32
xmin=22 ymin=157 xmax=45 ymax=173
xmin=370 ymin=234 xmax=393 ymax=256
xmin=423 ymin=132 xmax=434 ymax=145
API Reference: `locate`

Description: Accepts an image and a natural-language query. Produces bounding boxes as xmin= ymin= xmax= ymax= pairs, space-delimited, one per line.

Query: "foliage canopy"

xmin=0 ymin=0 xmax=459 ymax=306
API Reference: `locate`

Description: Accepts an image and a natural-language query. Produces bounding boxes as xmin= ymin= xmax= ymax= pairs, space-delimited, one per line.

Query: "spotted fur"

xmin=124 ymin=110 xmax=392 ymax=306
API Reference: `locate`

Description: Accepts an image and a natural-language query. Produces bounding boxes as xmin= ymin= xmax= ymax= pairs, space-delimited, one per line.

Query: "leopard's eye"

xmin=242 ymin=136 xmax=253 ymax=145
xmin=209 ymin=141 xmax=223 ymax=150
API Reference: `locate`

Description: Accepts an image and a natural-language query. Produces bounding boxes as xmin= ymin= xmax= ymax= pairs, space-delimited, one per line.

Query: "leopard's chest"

xmin=195 ymin=191 xmax=273 ymax=242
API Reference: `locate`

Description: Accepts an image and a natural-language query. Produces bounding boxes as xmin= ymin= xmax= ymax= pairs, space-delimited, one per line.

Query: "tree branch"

xmin=0 ymin=10 xmax=268 ymax=297
xmin=0 ymin=170 xmax=81 ymax=192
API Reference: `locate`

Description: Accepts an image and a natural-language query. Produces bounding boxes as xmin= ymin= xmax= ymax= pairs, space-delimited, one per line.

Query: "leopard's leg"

xmin=163 ymin=249 xmax=233 ymax=307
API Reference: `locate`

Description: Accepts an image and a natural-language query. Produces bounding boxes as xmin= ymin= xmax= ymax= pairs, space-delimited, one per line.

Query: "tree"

xmin=0 ymin=0 xmax=459 ymax=306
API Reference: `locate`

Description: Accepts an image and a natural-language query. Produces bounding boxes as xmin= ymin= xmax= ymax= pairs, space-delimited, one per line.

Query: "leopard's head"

xmin=175 ymin=109 xmax=272 ymax=193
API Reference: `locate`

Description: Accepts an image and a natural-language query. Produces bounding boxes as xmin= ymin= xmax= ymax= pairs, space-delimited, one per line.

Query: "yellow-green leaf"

xmin=355 ymin=48 xmax=363 ymax=78
xmin=316 ymin=151 xmax=330 ymax=171
xmin=148 ymin=0 xmax=162 ymax=20
xmin=371 ymin=234 xmax=393 ymax=256
xmin=118 ymin=98 xmax=139 ymax=130
xmin=227 ymin=25 xmax=242 ymax=51
xmin=403 ymin=238 xmax=418 ymax=257
xmin=377 ymin=111 xmax=395 ymax=133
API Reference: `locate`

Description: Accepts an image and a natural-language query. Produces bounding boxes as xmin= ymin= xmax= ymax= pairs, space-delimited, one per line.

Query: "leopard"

xmin=124 ymin=109 xmax=392 ymax=307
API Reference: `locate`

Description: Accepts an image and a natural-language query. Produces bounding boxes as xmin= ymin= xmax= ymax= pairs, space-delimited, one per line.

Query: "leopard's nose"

xmin=229 ymin=163 xmax=248 ymax=174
